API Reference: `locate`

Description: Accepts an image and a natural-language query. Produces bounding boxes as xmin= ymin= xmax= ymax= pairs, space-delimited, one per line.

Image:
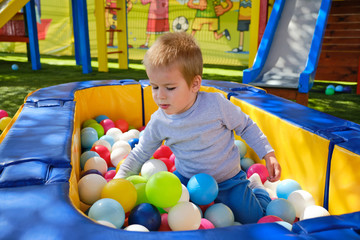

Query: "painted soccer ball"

xmin=172 ymin=16 xmax=189 ymax=32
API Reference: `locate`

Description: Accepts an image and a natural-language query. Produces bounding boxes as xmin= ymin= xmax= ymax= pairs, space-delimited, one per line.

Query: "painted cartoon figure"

xmin=105 ymin=0 xmax=133 ymax=48
xmin=140 ymin=0 xmax=169 ymax=49
xmin=187 ymin=0 xmax=233 ymax=40
xmin=232 ymin=0 xmax=251 ymax=52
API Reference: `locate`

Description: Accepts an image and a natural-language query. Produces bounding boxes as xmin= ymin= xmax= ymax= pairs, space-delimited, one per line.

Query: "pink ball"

xmin=247 ymin=163 xmax=269 ymax=184
xmin=0 ymin=110 xmax=8 ymax=119
xmin=153 ymin=145 xmax=173 ymax=159
xmin=100 ymin=119 xmax=115 ymax=134
xmin=169 ymin=153 xmax=176 ymax=163
xmin=104 ymin=170 xmax=116 ymax=180
xmin=199 ymin=218 xmax=215 ymax=229
xmin=257 ymin=215 xmax=283 ymax=223
xmin=158 ymin=213 xmax=171 ymax=231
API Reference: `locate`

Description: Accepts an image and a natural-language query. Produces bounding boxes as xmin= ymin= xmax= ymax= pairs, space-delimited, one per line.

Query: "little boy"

xmin=115 ymin=32 xmax=281 ymax=224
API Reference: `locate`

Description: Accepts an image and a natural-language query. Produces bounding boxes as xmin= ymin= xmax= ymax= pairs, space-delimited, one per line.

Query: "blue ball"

xmin=266 ymin=198 xmax=296 ymax=223
xmin=204 ymin=203 xmax=234 ymax=228
xmin=100 ymin=135 xmax=115 ymax=146
xmin=343 ymin=86 xmax=352 ymax=93
xmin=128 ymin=203 xmax=161 ymax=231
xmin=234 ymin=140 xmax=247 ymax=158
xmin=80 ymin=151 xmax=100 ymax=169
xmin=326 ymin=84 xmax=335 ymax=90
xmin=88 ymin=198 xmax=125 ymax=228
xmin=335 ymin=85 xmax=343 ymax=92
xmin=276 ymin=179 xmax=302 ymax=199
xmin=11 ymin=64 xmax=19 ymax=71
xmin=187 ymin=173 xmax=219 ymax=205
xmin=81 ymin=127 xmax=99 ymax=149
xmin=240 ymin=157 xmax=255 ymax=172
xmin=95 ymin=115 xmax=109 ymax=123
xmin=128 ymin=138 xmax=139 ymax=149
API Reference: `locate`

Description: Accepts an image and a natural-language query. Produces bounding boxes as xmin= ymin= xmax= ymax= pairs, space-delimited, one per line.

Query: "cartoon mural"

xmin=232 ymin=0 xmax=251 ymax=53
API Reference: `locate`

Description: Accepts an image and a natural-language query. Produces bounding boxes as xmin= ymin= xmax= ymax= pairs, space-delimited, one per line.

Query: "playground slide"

xmin=0 ymin=0 xmax=30 ymax=28
xmin=243 ymin=0 xmax=332 ymax=93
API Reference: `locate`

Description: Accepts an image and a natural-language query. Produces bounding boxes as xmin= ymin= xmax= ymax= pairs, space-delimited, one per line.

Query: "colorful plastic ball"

xmin=126 ymin=175 xmax=148 ymax=185
xmin=128 ymin=138 xmax=139 ymax=149
xmin=187 ymin=173 xmax=219 ymax=205
xmin=163 ymin=184 xmax=190 ymax=212
xmin=287 ymin=190 xmax=315 ymax=218
xmin=80 ymin=151 xmax=100 ymax=169
xmin=89 ymin=122 xmax=105 ymax=138
xmin=335 ymin=85 xmax=344 ymax=92
xmin=134 ymin=183 xmax=149 ymax=205
xmin=199 ymin=218 xmax=215 ymax=229
xmin=81 ymin=127 xmax=98 ymax=149
xmin=115 ymin=119 xmax=129 ymax=132
xmin=110 ymin=147 xmax=130 ymax=167
xmin=88 ymin=198 xmax=125 ymax=229
xmin=276 ymin=221 xmax=293 ymax=231
xmin=198 ymin=201 xmax=214 ymax=214
xmin=97 ymin=220 xmax=116 ymax=228
xmin=300 ymin=205 xmax=330 ymax=221
xmin=325 ymin=87 xmax=335 ymax=95
xmin=92 ymin=139 xmax=111 ymax=152
xmin=141 ymin=159 xmax=168 ymax=179
xmin=80 ymin=169 xmax=103 ymax=178
xmin=168 ymin=202 xmax=202 ymax=231
xmin=266 ymin=198 xmax=296 ymax=224
xmin=158 ymin=213 xmax=171 ymax=231
xmin=95 ymin=115 xmax=109 ymax=123
xmin=128 ymin=203 xmax=161 ymax=231
xmin=104 ymin=170 xmax=116 ymax=181
xmin=112 ymin=140 xmax=131 ymax=152
xmin=204 ymin=203 xmax=234 ymax=228
xmin=125 ymin=224 xmax=149 ymax=232
xmin=82 ymin=119 xmax=97 ymax=129
xmin=0 ymin=109 xmax=8 ymax=119
xmin=146 ymin=171 xmax=182 ymax=209
xmin=169 ymin=153 xmax=176 ymax=163
xmin=257 ymin=215 xmax=283 ymax=223
xmin=91 ymin=145 xmax=111 ymax=167
xmin=343 ymin=86 xmax=352 ymax=93
xmin=234 ymin=140 xmax=247 ymax=158
xmin=326 ymin=84 xmax=335 ymax=89
xmin=101 ymin=178 xmax=137 ymax=213
xmin=78 ymin=174 xmax=107 ymax=205
xmin=158 ymin=157 xmax=174 ymax=171
xmin=11 ymin=64 xmax=19 ymax=70
xmin=83 ymin=157 xmax=107 ymax=178
xmin=153 ymin=145 xmax=173 ymax=159
xmin=127 ymin=129 xmax=140 ymax=139
xmin=276 ymin=179 xmax=302 ymax=199
xmin=240 ymin=157 xmax=255 ymax=172
xmin=247 ymin=163 xmax=269 ymax=184
xmin=0 ymin=117 xmax=11 ymax=131
xmin=100 ymin=119 xmax=115 ymax=134
xmin=106 ymin=128 xmax=123 ymax=142
xmin=99 ymin=135 xmax=115 ymax=147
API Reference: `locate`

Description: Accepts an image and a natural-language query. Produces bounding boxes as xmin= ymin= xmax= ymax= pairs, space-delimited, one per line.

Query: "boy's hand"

xmin=264 ymin=152 xmax=281 ymax=182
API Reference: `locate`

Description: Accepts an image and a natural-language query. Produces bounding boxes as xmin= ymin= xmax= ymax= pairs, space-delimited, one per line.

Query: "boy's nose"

xmin=158 ymin=88 xmax=166 ymax=99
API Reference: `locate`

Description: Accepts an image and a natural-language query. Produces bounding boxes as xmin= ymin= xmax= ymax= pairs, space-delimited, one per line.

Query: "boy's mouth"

xmin=159 ymin=104 xmax=170 ymax=109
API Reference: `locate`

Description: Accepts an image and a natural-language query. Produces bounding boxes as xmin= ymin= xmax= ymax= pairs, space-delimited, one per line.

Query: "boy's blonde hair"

xmin=142 ymin=32 xmax=203 ymax=87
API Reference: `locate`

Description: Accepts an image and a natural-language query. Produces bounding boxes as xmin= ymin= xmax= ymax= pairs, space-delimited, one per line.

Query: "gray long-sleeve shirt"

xmin=115 ymin=91 xmax=274 ymax=182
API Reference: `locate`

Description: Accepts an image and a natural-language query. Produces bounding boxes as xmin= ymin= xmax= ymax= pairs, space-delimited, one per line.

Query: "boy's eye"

xmin=152 ymin=86 xmax=159 ymax=90
xmin=167 ymin=87 xmax=176 ymax=91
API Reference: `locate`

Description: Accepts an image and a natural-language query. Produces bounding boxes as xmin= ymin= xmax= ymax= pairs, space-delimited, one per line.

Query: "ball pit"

xmin=88 ymin=198 xmax=125 ymax=229
xmin=128 ymin=203 xmax=161 ymax=231
xmin=246 ymin=163 xmax=269 ymax=184
xmin=187 ymin=173 xmax=219 ymax=206
xmin=78 ymin=174 xmax=107 ymax=205
xmin=276 ymin=179 xmax=302 ymax=199
xmin=266 ymin=198 xmax=296 ymax=224
xmin=141 ymin=159 xmax=168 ymax=179
xmin=204 ymin=203 xmax=234 ymax=228
xmin=168 ymin=202 xmax=202 ymax=231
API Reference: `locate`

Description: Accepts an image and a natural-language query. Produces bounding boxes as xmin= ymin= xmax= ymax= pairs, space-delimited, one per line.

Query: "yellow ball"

xmin=0 ymin=117 xmax=12 ymax=131
xmin=101 ymin=179 xmax=137 ymax=213
xmin=115 ymin=158 xmax=126 ymax=172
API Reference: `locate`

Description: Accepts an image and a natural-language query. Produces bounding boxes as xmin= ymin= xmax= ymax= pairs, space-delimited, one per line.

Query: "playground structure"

xmin=0 ymin=79 xmax=360 ymax=239
xmin=243 ymin=0 xmax=332 ymax=106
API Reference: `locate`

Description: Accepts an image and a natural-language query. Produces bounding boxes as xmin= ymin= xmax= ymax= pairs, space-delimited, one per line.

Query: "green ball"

xmin=146 ymin=171 xmax=182 ymax=209
xmin=82 ymin=119 xmax=97 ymax=129
xmin=135 ymin=183 xmax=149 ymax=205
xmin=127 ymin=175 xmax=148 ymax=185
xmin=89 ymin=122 xmax=105 ymax=138
xmin=325 ymin=88 xmax=335 ymax=96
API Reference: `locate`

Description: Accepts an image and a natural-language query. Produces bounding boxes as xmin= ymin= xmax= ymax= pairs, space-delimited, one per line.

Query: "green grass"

xmin=0 ymin=52 xmax=359 ymax=125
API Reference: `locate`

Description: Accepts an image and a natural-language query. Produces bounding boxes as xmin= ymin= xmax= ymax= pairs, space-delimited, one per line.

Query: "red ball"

xmin=100 ymin=119 xmax=115 ymax=133
xmin=169 ymin=153 xmax=175 ymax=164
xmin=198 ymin=201 xmax=214 ymax=213
xmin=158 ymin=157 xmax=174 ymax=171
xmin=169 ymin=165 xmax=176 ymax=173
xmin=138 ymin=126 xmax=146 ymax=132
xmin=115 ymin=119 xmax=129 ymax=132
xmin=0 ymin=109 xmax=8 ymax=119
xmin=199 ymin=218 xmax=215 ymax=229
xmin=257 ymin=215 xmax=283 ymax=223
xmin=153 ymin=145 xmax=173 ymax=159
xmin=246 ymin=163 xmax=269 ymax=184
xmin=91 ymin=145 xmax=112 ymax=167
xmin=158 ymin=213 xmax=171 ymax=231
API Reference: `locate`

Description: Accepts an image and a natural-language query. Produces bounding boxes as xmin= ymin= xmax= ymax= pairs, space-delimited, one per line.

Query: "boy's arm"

xmin=264 ymin=151 xmax=281 ymax=182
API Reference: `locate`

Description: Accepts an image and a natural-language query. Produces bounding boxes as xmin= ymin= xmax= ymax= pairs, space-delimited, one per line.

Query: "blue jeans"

xmin=173 ymin=170 xmax=271 ymax=224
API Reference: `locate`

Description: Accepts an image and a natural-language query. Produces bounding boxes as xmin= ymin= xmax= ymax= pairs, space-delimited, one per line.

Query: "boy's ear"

xmin=191 ymin=75 xmax=202 ymax=92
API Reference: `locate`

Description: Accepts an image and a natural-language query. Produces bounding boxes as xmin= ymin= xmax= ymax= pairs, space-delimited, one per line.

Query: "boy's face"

xmin=147 ymin=65 xmax=201 ymax=115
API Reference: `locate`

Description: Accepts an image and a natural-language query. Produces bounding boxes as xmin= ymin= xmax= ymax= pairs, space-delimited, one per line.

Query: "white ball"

xmin=128 ymin=129 xmax=140 ymax=138
xmin=265 ymin=188 xmax=277 ymax=199
xmin=168 ymin=202 xmax=201 ymax=231
xmin=276 ymin=221 xmax=293 ymax=231
xmin=78 ymin=174 xmax=107 ymax=205
xmin=112 ymin=140 xmax=131 ymax=153
xmin=111 ymin=147 xmax=130 ymax=167
xmin=264 ymin=180 xmax=281 ymax=193
xmin=140 ymin=159 xmax=168 ymax=179
xmin=300 ymin=205 xmax=330 ymax=220
xmin=164 ymin=184 xmax=190 ymax=212
xmin=97 ymin=220 xmax=116 ymax=228
xmin=106 ymin=128 xmax=123 ymax=141
xmin=118 ymin=132 xmax=134 ymax=142
xmin=288 ymin=190 xmax=315 ymax=218
xmin=125 ymin=224 xmax=149 ymax=232
xmin=92 ymin=139 xmax=111 ymax=152
xmin=84 ymin=156 xmax=108 ymax=175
